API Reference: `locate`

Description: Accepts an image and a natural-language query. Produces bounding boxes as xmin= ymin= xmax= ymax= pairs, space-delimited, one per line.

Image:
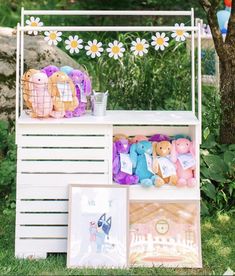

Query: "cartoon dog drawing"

xmin=89 ymin=213 xmax=113 ymax=253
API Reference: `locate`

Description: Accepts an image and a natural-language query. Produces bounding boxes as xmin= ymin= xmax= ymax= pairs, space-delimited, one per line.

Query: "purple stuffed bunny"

xmin=65 ymin=69 xmax=92 ymax=118
xmin=41 ymin=65 xmax=59 ymax=77
xmin=113 ymin=138 xmax=139 ymax=185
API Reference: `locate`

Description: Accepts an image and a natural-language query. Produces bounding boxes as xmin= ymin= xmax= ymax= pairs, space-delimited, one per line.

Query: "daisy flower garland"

xmin=44 ymin=31 xmax=62 ymax=46
xmin=171 ymin=23 xmax=189 ymax=42
xmin=130 ymin=38 xmax=149 ymax=56
xmin=25 ymin=17 xmax=43 ymax=36
xmin=151 ymin=32 xmax=169 ymax=51
xmin=65 ymin=35 xmax=83 ymax=54
xmin=106 ymin=40 xmax=125 ymax=59
xmin=85 ymin=39 xmax=104 ymax=58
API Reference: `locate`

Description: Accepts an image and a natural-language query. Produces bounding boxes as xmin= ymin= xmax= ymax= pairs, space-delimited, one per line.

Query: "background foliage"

xmin=0 ymin=0 xmax=234 ymax=215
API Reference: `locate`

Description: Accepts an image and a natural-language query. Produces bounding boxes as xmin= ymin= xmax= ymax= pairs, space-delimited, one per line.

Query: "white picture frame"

xmin=67 ymin=184 xmax=129 ymax=268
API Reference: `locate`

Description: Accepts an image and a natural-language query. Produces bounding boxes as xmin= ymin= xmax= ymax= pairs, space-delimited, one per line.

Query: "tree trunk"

xmin=219 ymin=58 xmax=235 ymax=144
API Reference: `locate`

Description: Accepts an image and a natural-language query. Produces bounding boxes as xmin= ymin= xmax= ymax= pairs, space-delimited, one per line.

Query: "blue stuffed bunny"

xmin=130 ymin=140 xmax=155 ymax=187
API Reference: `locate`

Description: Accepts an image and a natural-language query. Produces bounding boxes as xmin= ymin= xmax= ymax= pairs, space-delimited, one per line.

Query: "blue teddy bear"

xmin=130 ymin=140 xmax=156 ymax=187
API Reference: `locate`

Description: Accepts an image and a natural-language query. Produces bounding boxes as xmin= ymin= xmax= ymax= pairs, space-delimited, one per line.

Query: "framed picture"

xmin=129 ymin=200 xmax=202 ymax=268
xmin=67 ymin=184 xmax=129 ymax=268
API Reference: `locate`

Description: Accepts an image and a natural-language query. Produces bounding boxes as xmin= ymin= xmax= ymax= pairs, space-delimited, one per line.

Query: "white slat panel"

xmin=18 ymin=160 xmax=108 ymax=173
xmin=113 ymin=126 xmax=190 ymax=136
xmin=15 ymin=239 xmax=67 ymax=253
xmin=17 ymin=200 xmax=68 ymax=212
xmin=16 ymin=226 xmax=67 ymax=238
xmin=17 ymin=186 xmax=68 ymax=200
xmin=16 ymin=213 xmax=68 ymax=225
xmin=18 ymin=148 xmax=107 ymax=160
xmin=17 ymin=173 xmax=109 ymax=186
xmin=17 ymin=124 xmax=109 ymax=135
xmin=17 ymin=135 xmax=107 ymax=147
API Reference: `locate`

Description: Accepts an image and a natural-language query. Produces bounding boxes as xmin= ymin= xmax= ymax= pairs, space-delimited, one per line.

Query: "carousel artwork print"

xmin=129 ymin=201 xmax=202 ymax=268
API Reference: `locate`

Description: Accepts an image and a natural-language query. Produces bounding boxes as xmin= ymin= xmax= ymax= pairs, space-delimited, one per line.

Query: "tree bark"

xmin=199 ymin=0 xmax=235 ymax=144
xmin=219 ymin=59 xmax=235 ymax=144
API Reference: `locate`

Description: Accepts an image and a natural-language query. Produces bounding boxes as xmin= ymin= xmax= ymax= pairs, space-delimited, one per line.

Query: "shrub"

xmin=0 ymin=121 xmax=16 ymax=205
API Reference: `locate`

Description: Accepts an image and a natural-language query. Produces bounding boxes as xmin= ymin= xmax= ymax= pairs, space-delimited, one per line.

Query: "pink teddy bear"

xmin=171 ymin=138 xmax=196 ymax=188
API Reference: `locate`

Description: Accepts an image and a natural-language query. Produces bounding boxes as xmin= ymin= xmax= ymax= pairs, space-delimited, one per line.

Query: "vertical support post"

xmin=191 ymin=8 xmax=195 ymax=114
xmin=197 ymin=23 xmax=202 ymax=144
xmin=16 ymin=24 xmax=20 ymax=121
xmin=20 ymin=7 xmax=25 ymax=115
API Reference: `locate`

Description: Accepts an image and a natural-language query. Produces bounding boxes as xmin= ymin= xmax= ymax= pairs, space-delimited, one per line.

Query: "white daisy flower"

xmin=130 ymin=38 xmax=149 ymax=56
xmin=85 ymin=39 xmax=104 ymax=58
xmin=65 ymin=35 xmax=83 ymax=54
xmin=44 ymin=31 xmax=62 ymax=46
xmin=151 ymin=32 xmax=169 ymax=51
xmin=171 ymin=23 xmax=189 ymax=42
xmin=106 ymin=40 xmax=125 ymax=59
xmin=25 ymin=16 xmax=43 ymax=35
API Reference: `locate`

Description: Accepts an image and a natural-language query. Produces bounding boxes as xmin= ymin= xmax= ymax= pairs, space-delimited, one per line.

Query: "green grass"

xmin=0 ymin=209 xmax=234 ymax=275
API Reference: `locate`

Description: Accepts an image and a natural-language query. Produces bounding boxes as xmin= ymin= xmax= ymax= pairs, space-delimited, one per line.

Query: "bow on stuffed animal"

xmin=68 ymin=69 xmax=92 ymax=117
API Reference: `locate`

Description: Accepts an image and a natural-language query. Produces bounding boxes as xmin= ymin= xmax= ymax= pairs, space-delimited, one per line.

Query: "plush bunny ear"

xmin=170 ymin=140 xmax=177 ymax=163
xmin=189 ymin=141 xmax=195 ymax=157
xmin=130 ymin=143 xmax=137 ymax=169
xmin=68 ymin=78 xmax=76 ymax=96
xmin=83 ymin=74 xmax=92 ymax=96
xmin=152 ymin=142 xmax=157 ymax=158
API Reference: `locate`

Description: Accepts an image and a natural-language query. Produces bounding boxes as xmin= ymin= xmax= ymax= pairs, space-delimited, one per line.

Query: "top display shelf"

xmin=18 ymin=110 xmax=199 ymax=126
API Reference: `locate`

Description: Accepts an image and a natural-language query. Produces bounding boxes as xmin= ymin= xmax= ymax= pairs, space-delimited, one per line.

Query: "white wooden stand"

xmin=15 ymin=9 xmax=202 ymax=266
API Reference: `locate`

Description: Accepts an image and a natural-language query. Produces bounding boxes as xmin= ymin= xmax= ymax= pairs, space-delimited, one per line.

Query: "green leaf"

xmin=208 ymin=172 xmax=227 ymax=183
xmin=201 ymin=200 xmax=209 ymax=216
xmin=201 ymin=182 xmax=217 ymax=200
xmin=228 ymin=144 xmax=235 ymax=151
xmin=203 ymin=154 xmax=227 ymax=173
xmin=203 ymin=127 xmax=210 ymax=140
xmin=224 ymin=151 xmax=235 ymax=166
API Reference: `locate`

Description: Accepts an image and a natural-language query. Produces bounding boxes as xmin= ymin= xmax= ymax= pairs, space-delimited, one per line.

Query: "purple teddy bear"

xmin=113 ymin=138 xmax=139 ymax=185
xmin=65 ymin=69 xmax=92 ymax=118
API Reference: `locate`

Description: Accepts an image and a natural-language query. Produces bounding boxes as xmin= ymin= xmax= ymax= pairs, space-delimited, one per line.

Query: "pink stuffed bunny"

xmin=171 ymin=138 xmax=196 ymax=188
xmin=29 ymin=72 xmax=53 ymax=118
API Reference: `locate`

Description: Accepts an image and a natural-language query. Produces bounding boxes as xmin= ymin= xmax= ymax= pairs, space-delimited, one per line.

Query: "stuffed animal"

xmin=171 ymin=138 xmax=196 ymax=187
xmin=68 ymin=69 xmax=92 ymax=117
xmin=28 ymin=72 xmax=53 ymax=118
xmin=152 ymin=141 xmax=178 ymax=187
xmin=149 ymin=134 xmax=170 ymax=142
xmin=113 ymin=134 xmax=129 ymax=142
xmin=41 ymin=65 xmax=59 ymax=77
xmin=130 ymin=135 xmax=148 ymax=144
xmin=48 ymin=71 xmax=78 ymax=118
xmin=22 ymin=69 xmax=40 ymax=110
xmin=113 ymin=138 xmax=139 ymax=185
xmin=130 ymin=140 xmax=155 ymax=187
xmin=60 ymin=66 xmax=74 ymax=75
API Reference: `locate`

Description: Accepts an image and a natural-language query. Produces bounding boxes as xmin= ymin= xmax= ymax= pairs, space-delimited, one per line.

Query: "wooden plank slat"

xmin=17 ymin=135 xmax=107 ymax=147
xmin=113 ymin=126 xmax=190 ymax=136
xmin=17 ymin=186 xmax=68 ymax=200
xmin=17 ymin=124 xmax=109 ymax=135
xmin=16 ymin=213 xmax=68 ymax=225
xmin=16 ymin=226 xmax=67 ymax=238
xmin=15 ymin=239 xmax=67 ymax=253
xmin=17 ymin=200 xmax=68 ymax=212
xmin=18 ymin=160 xmax=108 ymax=173
xmin=17 ymin=173 xmax=110 ymax=186
xmin=18 ymin=148 xmax=107 ymax=160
